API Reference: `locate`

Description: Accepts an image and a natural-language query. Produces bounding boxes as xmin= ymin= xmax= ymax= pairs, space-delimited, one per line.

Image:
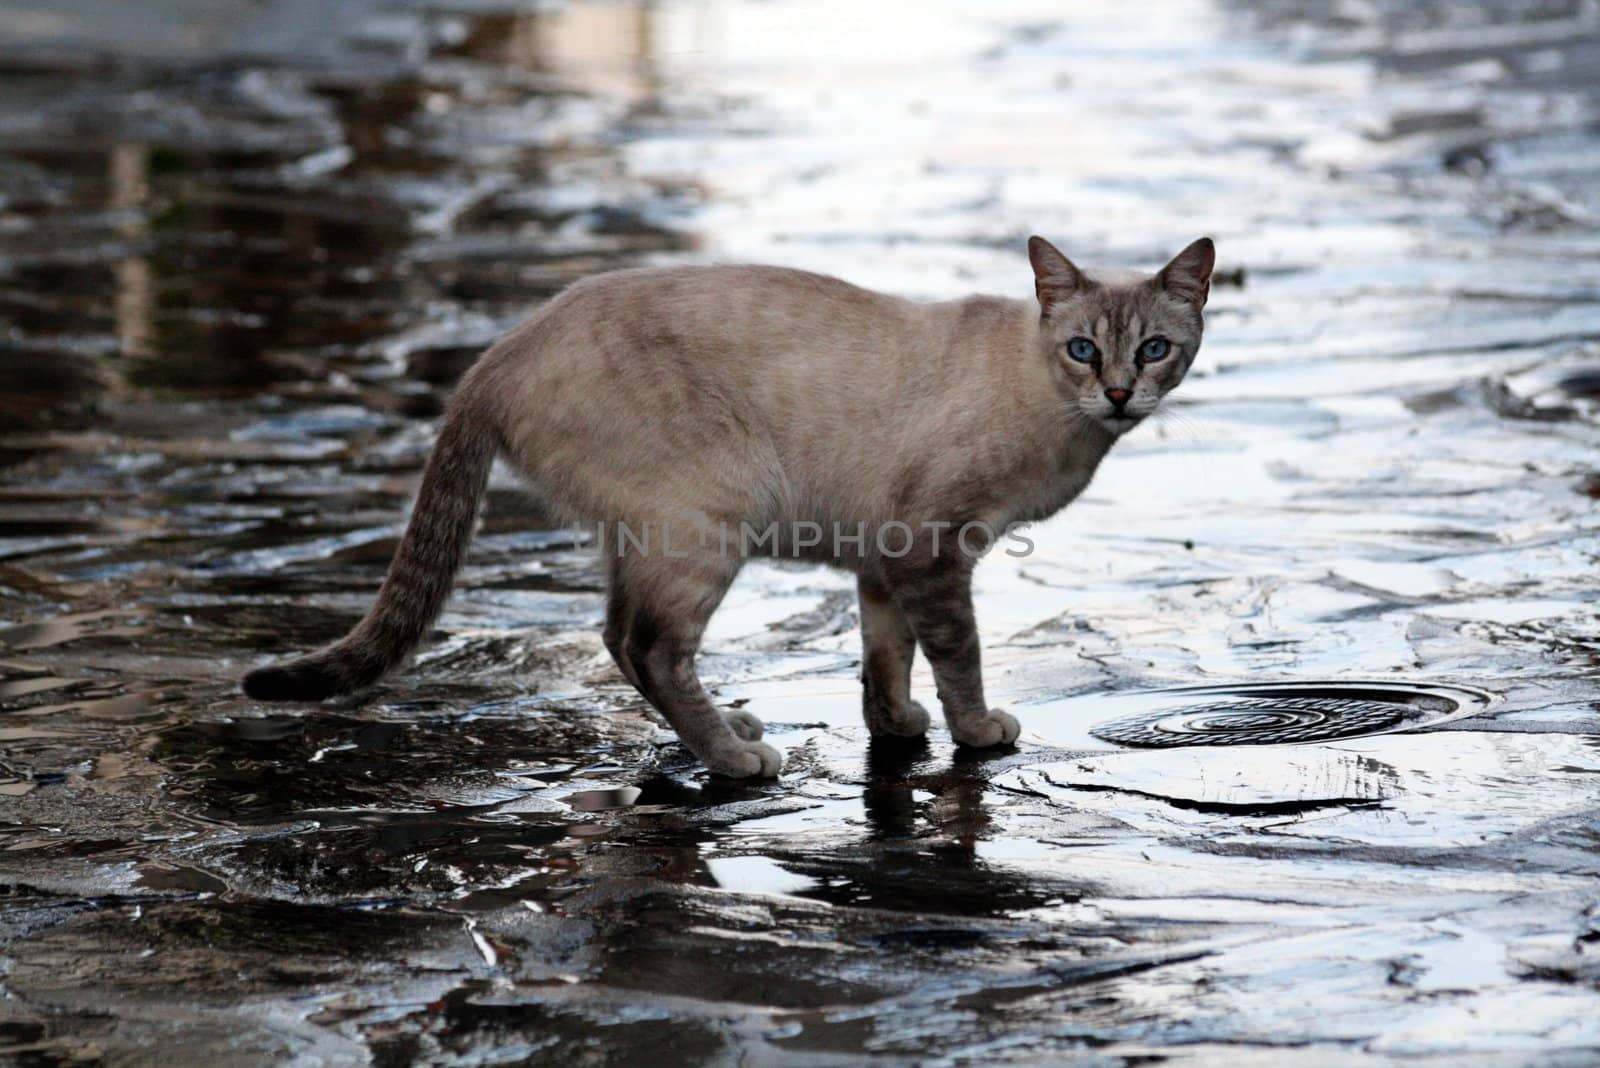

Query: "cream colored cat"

xmin=244 ymin=236 xmax=1215 ymax=778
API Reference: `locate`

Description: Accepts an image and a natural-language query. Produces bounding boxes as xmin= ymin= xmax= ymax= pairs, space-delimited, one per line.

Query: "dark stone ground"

xmin=1 ymin=0 xmax=1599 ymax=1062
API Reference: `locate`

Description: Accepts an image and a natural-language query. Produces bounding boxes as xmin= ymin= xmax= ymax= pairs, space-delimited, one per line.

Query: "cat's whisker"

xmin=1148 ymin=408 xmax=1218 ymax=489
xmin=1164 ymin=411 xmax=1208 ymax=447
xmin=1153 ymin=407 xmax=1202 ymax=442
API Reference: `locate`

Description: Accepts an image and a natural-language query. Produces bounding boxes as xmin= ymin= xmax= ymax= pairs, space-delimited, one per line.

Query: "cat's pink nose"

xmin=1104 ymin=388 xmax=1131 ymax=407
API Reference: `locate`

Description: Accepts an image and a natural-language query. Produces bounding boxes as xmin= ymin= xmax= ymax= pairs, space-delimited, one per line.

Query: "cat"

xmin=243 ymin=235 xmax=1215 ymax=778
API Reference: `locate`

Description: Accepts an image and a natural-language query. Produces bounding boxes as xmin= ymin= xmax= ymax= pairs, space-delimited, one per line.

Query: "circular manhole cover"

xmin=1087 ymin=682 xmax=1489 ymax=748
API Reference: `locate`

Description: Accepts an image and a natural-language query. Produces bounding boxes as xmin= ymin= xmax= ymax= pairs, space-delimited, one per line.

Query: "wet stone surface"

xmin=2 ymin=0 xmax=1600 ymax=1063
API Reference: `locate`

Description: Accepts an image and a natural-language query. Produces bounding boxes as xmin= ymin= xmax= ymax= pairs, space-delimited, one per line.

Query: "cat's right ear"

xmin=1027 ymin=236 xmax=1084 ymax=311
xmin=1157 ymin=237 xmax=1215 ymax=308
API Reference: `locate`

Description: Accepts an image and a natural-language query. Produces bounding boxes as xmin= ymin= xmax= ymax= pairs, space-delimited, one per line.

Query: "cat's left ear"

xmin=1157 ymin=237 xmax=1215 ymax=308
xmin=1027 ymin=235 xmax=1086 ymax=311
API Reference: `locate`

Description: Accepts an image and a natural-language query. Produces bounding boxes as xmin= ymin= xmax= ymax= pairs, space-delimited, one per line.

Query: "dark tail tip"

xmin=242 ymin=659 xmax=350 ymax=702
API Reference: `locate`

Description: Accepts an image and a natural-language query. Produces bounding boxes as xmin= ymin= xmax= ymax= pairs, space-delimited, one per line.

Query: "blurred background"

xmin=2 ymin=1 xmax=1600 ymax=1063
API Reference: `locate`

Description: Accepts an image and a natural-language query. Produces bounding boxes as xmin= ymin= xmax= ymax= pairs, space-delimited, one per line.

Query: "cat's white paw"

xmin=722 ymin=708 xmax=765 ymax=742
xmin=950 ymin=709 xmax=1021 ymax=748
xmin=707 ymin=740 xmax=784 ymax=779
xmin=866 ymin=699 xmax=931 ymax=738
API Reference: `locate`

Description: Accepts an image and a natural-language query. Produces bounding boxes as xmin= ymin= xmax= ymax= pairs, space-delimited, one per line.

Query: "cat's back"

xmin=565 ymin=262 xmax=910 ymax=339
xmin=576 ymin=261 xmax=895 ymax=301
xmin=561 ymin=264 xmax=1024 ymax=359
xmin=471 ymin=262 xmax=919 ymax=397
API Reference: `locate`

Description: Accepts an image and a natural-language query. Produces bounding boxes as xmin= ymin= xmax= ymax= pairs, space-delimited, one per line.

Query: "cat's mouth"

xmin=1101 ymin=414 xmax=1143 ymax=435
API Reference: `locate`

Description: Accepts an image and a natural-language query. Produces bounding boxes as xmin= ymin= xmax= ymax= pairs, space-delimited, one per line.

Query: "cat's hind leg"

xmin=611 ymin=551 xmax=781 ymax=778
xmin=857 ymin=571 xmax=931 ymax=738
xmin=602 ymin=555 xmax=642 ymax=690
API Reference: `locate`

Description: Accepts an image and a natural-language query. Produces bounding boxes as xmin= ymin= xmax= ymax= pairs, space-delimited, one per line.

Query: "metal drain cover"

xmin=1087 ymin=682 xmax=1489 ymax=749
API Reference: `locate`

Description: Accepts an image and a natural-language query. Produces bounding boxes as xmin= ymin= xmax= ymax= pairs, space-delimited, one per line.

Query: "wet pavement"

xmin=2 ymin=0 xmax=1600 ymax=1063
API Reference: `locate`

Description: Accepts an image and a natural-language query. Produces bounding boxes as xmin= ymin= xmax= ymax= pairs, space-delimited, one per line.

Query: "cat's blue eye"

xmin=1138 ymin=337 xmax=1171 ymax=362
xmin=1066 ymin=337 xmax=1098 ymax=363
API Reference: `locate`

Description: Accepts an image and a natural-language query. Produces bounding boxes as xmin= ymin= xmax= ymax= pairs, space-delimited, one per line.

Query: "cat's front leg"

xmin=857 ymin=571 xmax=932 ymax=738
xmin=881 ymin=557 xmax=1020 ymax=749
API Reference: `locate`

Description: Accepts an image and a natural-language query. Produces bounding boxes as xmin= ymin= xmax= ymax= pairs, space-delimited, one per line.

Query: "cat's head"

xmin=1027 ymin=235 xmax=1214 ymax=436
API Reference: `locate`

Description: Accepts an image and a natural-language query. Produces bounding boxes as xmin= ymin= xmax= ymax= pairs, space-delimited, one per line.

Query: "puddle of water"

xmin=713 ymin=680 xmax=867 ymax=732
xmin=718 ymin=794 xmax=865 ymax=837
xmin=1003 ymin=729 xmax=1600 ymax=849
xmin=1422 ymin=599 xmax=1593 ymax=625
xmin=1330 ymin=559 xmax=1461 ymax=599
xmin=563 ymin=786 xmax=642 ymax=812
xmin=705 ymin=855 xmax=820 ymax=898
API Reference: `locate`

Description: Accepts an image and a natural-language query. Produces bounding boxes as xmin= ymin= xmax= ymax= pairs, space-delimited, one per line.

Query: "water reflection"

xmin=564 ymin=784 xmax=642 ymax=811
xmin=110 ymin=141 xmax=152 ymax=364
xmin=861 ymin=735 xmax=932 ymax=839
xmin=453 ymin=6 xmax=663 ymax=102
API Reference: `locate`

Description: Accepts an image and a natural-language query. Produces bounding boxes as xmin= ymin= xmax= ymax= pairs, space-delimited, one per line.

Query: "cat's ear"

xmin=1157 ymin=237 xmax=1215 ymax=308
xmin=1027 ymin=236 xmax=1085 ymax=310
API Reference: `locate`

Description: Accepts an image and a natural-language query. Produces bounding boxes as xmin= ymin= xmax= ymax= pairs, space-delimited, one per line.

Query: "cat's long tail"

xmin=242 ymin=401 xmax=498 ymax=702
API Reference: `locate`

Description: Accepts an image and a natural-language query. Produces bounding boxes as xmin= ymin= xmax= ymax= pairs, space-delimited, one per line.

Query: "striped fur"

xmin=242 ymin=401 xmax=497 ymax=702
